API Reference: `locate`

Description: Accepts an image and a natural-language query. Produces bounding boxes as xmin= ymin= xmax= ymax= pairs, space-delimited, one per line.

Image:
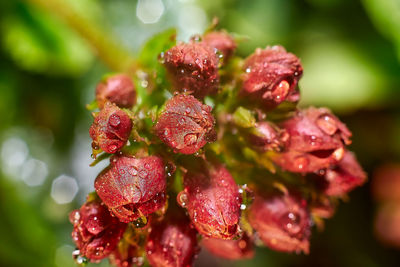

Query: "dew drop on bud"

xmin=294 ymin=156 xmax=309 ymax=171
xmin=177 ymin=191 xmax=188 ymax=207
xmin=132 ymin=216 xmax=148 ymax=228
xmin=109 ymin=114 xmax=121 ymax=127
xmin=316 ymin=115 xmax=338 ymax=135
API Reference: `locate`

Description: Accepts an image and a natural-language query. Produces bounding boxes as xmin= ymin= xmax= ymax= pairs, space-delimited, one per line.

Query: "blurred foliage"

xmin=0 ymin=0 xmax=400 ymax=266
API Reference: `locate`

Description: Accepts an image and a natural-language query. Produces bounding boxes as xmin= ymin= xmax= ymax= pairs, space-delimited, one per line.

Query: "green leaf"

xmin=233 ymin=107 xmax=256 ymax=128
xmin=138 ymin=28 xmax=177 ymax=69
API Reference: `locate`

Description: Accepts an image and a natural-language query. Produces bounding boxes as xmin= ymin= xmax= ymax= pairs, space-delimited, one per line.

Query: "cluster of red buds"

xmin=70 ymin=27 xmax=366 ymax=266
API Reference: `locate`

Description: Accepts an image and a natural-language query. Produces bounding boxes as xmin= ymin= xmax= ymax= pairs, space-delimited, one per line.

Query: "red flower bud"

xmin=272 ymin=107 xmax=351 ymax=173
xmin=202 ymin=31 xmax=236 ymax=62
xmin=202 ymin=233 xmax=254 ymax=260
xmin=163 ymin=42 xmax=219 ymax=98
xmin=248 ymin=191 xmax=311 ymax=254
xmin=89 ymin=102 xmax=133 ymax=154
xmin=96 ymin=74 xmax=136 ymax=109
xmin=69 ymin=198 xmax=126 ymax=262
xmin=322 ymin=151 xmax=366 ymax=196
xmin=179 ymin=165 xmax=241 ymax=239
xmin=247 ymin=121 xmax=289 ymax=152
xmin=241 ymin=46 xmax=303 ymax=108
xmin=146 ymin=209 xmax=198 ymax=267
xmin=154 ymin=94 xmax=216 ymax=154
xmin=94 ymin=155 xmax=167 ymax=223
xmin=372 ymin=164 xmax=400 ymax=202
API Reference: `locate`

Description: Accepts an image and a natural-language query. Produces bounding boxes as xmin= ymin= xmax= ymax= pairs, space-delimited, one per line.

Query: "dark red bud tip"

xmin=96 ymin=74 xmax=136 ymax=109
xmin=69 ymin=198 xmax=126 ymax=261
xmin=154 ymin=94 xmax=215 ymax=154
xmin=241 ymin=46 xmax=303 ymax=108
xmin=248 ymin=191 xmax=311 ymax=254
xmin=180 ymin=164 xmax=241 ymax=239
xmin=202 ymin=31 xmax=237 ymax=62
xmin=89 ymin=102 xmax=132 ymax=154
xmin=248 ymin=121 xmax=288 ymax=152
xmin=202 ymin=233 xmax=254 ymax=260
xmin=146 ymin=209 xmax=198 ymax=267
xmin=323 ymin=151 xmax=366 ymax=196
xmin=94 ymin=155 xmax=167 ymax=223
xmin=273 ymin=107 xmax=351 ymax=173
xmin=163 ymin=42 xmax=219 ymax=98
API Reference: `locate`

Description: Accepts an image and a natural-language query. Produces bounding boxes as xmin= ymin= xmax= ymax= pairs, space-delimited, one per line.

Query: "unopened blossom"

xmin=241 ymin=46 xmax=303 ymax=108
xmin=95 ymin=155 xmax=166 ymax=223
xmin=202 ymin=233 xmax=254 ymax=260
xmin=247 ymin=121 xmax=289 ymax=152
xmin=146 ymin=208 xmax=198 ymax=267
xmin=272 ymin=107 xmax=351 ymax=173
xmin=202 ymin=31 xmax=237 ymax=62
xmin=163 ymin=42 xmax=219 ymax=98
xmin=96 ymin=74 xmax=136 ymax=109
xmin=89 ymin=102 xmax=132 ymax=154
xmin=154 ymin=94 xmax=215 ymax=154
xmin=248 ymin=191 xmax=311 ymax=254
xmin=178 ymin=164 xmax=241 ymax=239
xmin=69 ymin=197 xmax=126 ymax=262
xmin=322 ymin=151 xmax=367 ymax=196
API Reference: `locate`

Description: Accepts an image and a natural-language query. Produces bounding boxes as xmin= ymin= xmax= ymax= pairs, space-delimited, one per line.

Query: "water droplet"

xmin=177 ymin=191 xmax=188 ymax=207
xmin=109 ymin=114 xmax=121 ymax=128
xmin=240 ymin=204 xmax=247 ymax=210
xmin=294 ymin=156 xmax=309 ymax=171
xmin=185 ymin=107 xmax=191 ymax=114
xmin=316 ymin=115 xmax=338 ymax=135
xmin=179 ymin=117 xmax=186 ymax=124
xmin=91 ymin=142 xmax=99 ymax=150
xmin=139 ymin=169 xmax=148 ymax=178
xmin=280 ymin=212 xmax=301 ymax=234
xmin=132 ymin=216 xmax=148 ymax=228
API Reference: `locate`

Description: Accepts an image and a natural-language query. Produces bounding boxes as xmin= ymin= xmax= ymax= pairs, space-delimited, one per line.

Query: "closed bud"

xmin=96 ymin=74 xmax=136 ymax=109
xmin=163 ymin=42 xmax=219 ymax=98
xmin=179 ymin=164 xmax=241 ymax=239
xmin=202 ymin=233 xmax=254 ymax=260
xmin=146 ymin=208 xmax=198 ymax=267
xmin=248 ymin=191 xmax=311 ymax=254
xmin=154 ymin=94 xmax=216 ymax=154
xmin=241 ymin=46 xmax=303 ymax=108
xmin=202 ymin=31 xmax=236 ymax=62
xmin=272 ymin=107 xmax=351 ymax=173
xmin=69 ymin=197 xmax=126 ymax=262
xmin=247 ymin=121 xmax=289 ymax=152
xmin=89 ymin=102 xmax=133 ymax=154
xmin=322 ymin=151 xmax=367 ymax=196
xmin=95 ymin=155 xmax=166 ymax=223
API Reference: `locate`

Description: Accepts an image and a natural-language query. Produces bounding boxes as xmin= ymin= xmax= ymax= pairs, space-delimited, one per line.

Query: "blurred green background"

xmin=1 ymin=0 xmax=400 ymax=266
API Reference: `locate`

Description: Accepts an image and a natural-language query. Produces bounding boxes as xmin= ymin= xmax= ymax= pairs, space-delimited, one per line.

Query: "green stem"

xmin=26 ymin=0 xmax=137 ymax=72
